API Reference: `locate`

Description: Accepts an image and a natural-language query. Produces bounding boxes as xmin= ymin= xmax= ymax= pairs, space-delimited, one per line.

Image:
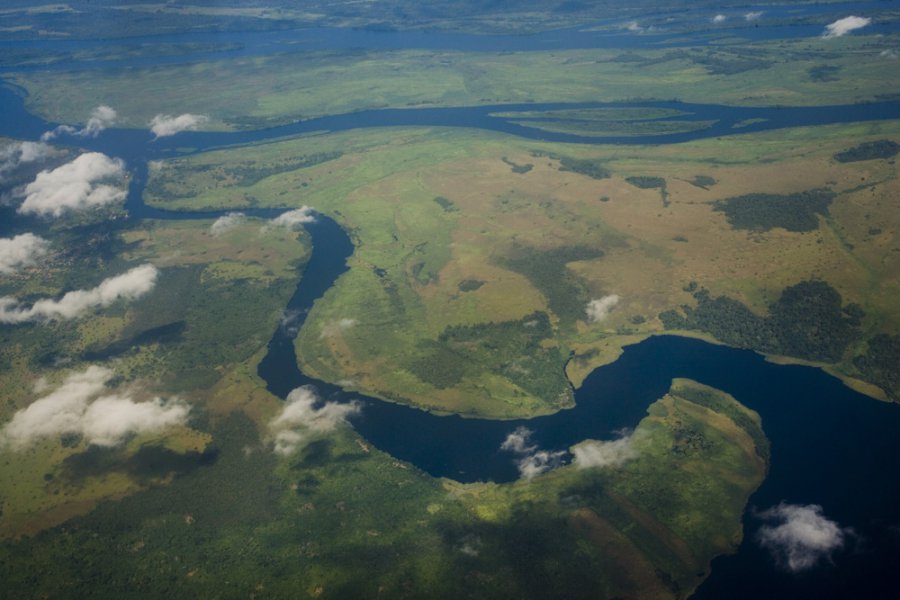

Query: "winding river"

xmin=3 ymin=15 xmax=900 ymax=596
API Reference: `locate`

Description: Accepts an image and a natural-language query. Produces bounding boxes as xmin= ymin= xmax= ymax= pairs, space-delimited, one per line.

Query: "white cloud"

xmin=585 ymin=294 xmax=620 ymax=323
xmin=517 ymin=450 xmax=566 ymax=481
xmin=745 ymin=11 xmax=764 ymax=21
xmin=319 ymin=317 xmax=357 ymax=339
xmin=149 ymin=113 xmax=209 ymax=138
xmin=625 ymin=21 xmax=642 ymax=32
xmin=0 ymin=264 xmax=158 ymax=323
xmin=42 ymin=105 xmax=117 ymax=141
xmin=269 ymin=207 xmax=316 ymax=230
xmin=268 ymin=385 xmax=361 ymax=455
xmin=16 ymin=152 xmax=127 ymax=217
xmin=756 ymin=503 xmax=851 ymax=572
xmin=209 ymin=212 xmax=245 ymax=236
xmin=0 ymin=141 xmax=56 ymax=179
xmin=822 ymin=16 xmax=871 ymax=39
xmin=572 ymin=430 xmax=640 ymax=469
xmin=500 ymin=426 xmax=537 ymax=454
xmin=500 ymin=426 xmax=565 ymax=480
xmin=0 ymin=233 xmax=50 ymax=275
xmin=81 ymin=395 xmax=188 ymax=447
xmin=712 ymin=14 xmax=726 ymax=24
xmin=1 ymin=365 xmax=189 ymax=450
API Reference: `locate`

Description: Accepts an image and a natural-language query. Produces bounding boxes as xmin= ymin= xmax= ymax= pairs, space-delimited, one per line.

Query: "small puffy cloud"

xmin=16 ymin=152 xmax=127 ymax=217
xmin=1 ymin=365 xmax=189 ymax=450
xmin=572 ymin=430 xmax=640 ymax=469
xmin=268 ymin=385 xmax=361 ymax=455
xmin=756 ymin=503 xmax=852 ymax=572
xmin=0 ymin=233 xmax=49 ymax=275
xmin=269 ymin=207 xmax=316 ymax=230
xmin=500 ymin=426 xmax=565 ymax=480
xmin=625 ymin=21 xmax=642 ymax=32
xmin=0 ymin=141 xmax=55 ymax=178
xmin=712 ymin=14 xmax=726 ymax=24
xmin=0 ymin=264 xmax=158 ymax=323
xmin=209 ymin=212 xmax=245 ymax=236
xmin=319 ymin=317 xmax=357 ymax=339
xmin=42 ymin=105 xmax=117 ymax=141
xmin=822 ymin=16 xmax=871 ymax=39
xmin=149 ymin=113 xmax=209 ymax=138
xmin=517 ymin=450 xmax=566 ymax=480
xmin=585 ymin=294 xmax=620 ymax=323
xmin=500 ymin=426 xmax=538 ymax=454
xmin=745 ymin=11 xmax=764 ymax=21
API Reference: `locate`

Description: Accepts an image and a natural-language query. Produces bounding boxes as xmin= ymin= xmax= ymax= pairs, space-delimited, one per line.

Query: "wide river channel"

xmin=3 ymin=15 xmax=900 ymax=597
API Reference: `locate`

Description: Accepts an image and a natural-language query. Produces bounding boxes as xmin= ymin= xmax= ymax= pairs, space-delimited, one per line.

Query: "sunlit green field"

xmin=11 ymin=34 xmax=900 ymax=128
xmin=137 ymin=119 xmax=900 ymax=414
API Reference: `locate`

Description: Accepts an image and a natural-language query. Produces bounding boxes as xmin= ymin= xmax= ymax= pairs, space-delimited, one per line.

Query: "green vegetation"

xmin=433 ymin=196 xmax=457 ymax=212
xmin=437 ymin=312 xmax=571 ymax=405
xmin=626 ymin=175 xmax=669 ymax=207
xmin=660 ymin=280 xmax=863 ymax=363
xmin=0 ymin=379 xmax=767 ymax=599
xmin=499 ymin=246 xmax=603 ymax=328
xmin=854 ymin=334 xmax=900 ymax=401
xmin=406 ymin=311 xmax=573 ymax=405
xmin=0 ymin=218 xmax=309 ymax=534
xmin=146 ymin=152 xmax=342 ymax=206
xmin=808 ymin=65 xmax=841 ymax=82
xmin=501 ymin=156 xmax=533 ymax=174
xmin=686 ymin=175 xmax=716 ymax=189
xmin=557 ymin=156 xmax=611 ymax=180
xmin=512 ymin=118 xmax=716 ymax=138
xmin=833 ymin=139 xmax=900 ymax=163
xmin=712 ymin=188 xmax=835 ymax=232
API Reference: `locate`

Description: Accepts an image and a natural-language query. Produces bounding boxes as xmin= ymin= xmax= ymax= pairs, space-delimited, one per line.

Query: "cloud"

xmin=0 ymin=141 xmax=56 ymax=178
xmin=585 ymin=294 xmax=620 ymax=322
xmin=209 ymin=212 xmax=245 ymax=236
xmin=16 ymin=152 xmax=127 ymax=217
xmin=516 ymin=450 xmax=566 ymax=480
xmin=712 ymin=14 xmax=726 ymax=24
xmin=268 ymin=207 xmax=316 ymax=230
xmin=822 ymin=16 xmax=871 ymax=39
xmin=149 ymin=113 xmax=209 ymax=138
xmin=42 ymin=105 xmax=117 ymax=141
xmin=0 ymin=264 xmax=158 ymax=323
xmin=572 ymin=430 xmax=641 ymax=469
xmin=745 ymin=11 xmax=764 ymax=21
xmin=279 ymin=309 xmax=303 ymax=336
xmin=756 ymin=503 xmax=852 ymax=572
xmin=0 ymin=233 xmax=50 ymax=275
xmin=1 ymin=365 xmax=189 ymax=450
xmin=268 ymin=385 xmax=361 ymax=455
xmin=319 ymin=317 xmax=357 ymax=339
xmin=500 ymin=426 xmax=538 ymax=454
xmin=500 ymin=426 xmax=565 ymax=480
xmin=625 ymin=21 xmax=642 ymax=32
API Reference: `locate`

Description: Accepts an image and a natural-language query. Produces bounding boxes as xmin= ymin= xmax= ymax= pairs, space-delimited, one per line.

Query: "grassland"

xmin=0 ymin=217 xmax=309 ymax=537
xmin=138 ymin=117 xmax=900 ymax=412
xmin=0 ymin=378 xmax=767 ymax=599
xmin=10 ymin=31 xmax=900 ymax=129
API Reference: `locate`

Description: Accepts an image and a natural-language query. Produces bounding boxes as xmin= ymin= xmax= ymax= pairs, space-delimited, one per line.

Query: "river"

xmin=3 ymin=15 xmax=900 ymax=597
